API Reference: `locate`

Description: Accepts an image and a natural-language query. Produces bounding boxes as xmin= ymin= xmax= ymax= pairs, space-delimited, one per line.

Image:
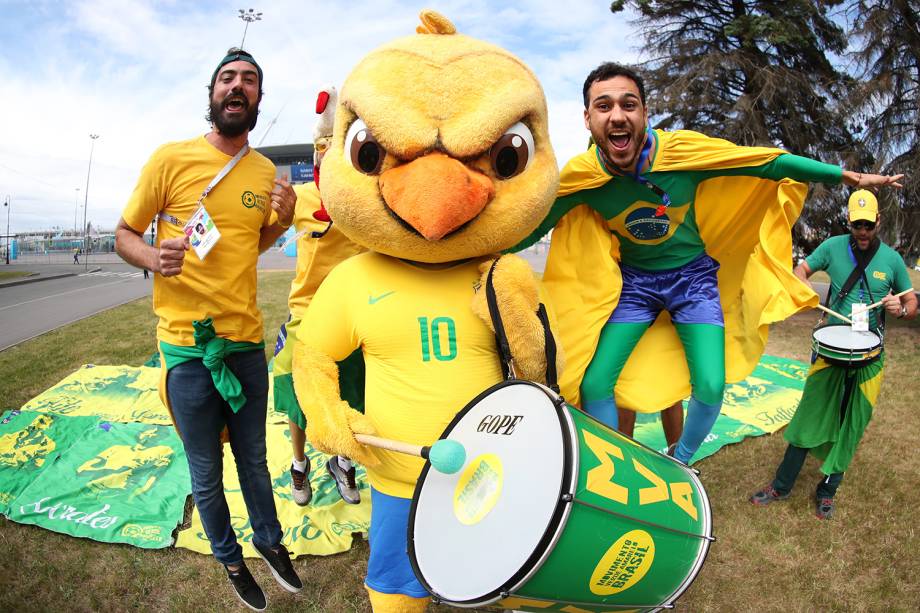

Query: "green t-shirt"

xmin=516 ymin=132 xmax=842 ymax=270
xmin=806 ymin=235 xmax=912 ymax=329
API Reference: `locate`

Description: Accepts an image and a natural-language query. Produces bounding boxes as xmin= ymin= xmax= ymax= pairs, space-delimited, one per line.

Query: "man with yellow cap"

xmin=751 ymin=189 xmax=916 ymax=519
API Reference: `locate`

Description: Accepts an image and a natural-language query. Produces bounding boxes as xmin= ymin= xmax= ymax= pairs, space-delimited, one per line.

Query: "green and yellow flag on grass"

xmin=3 ymin=363 xmax=370 ymax=557
xmin=1 ymin=355 xmax=807 ymax=551
xmin=2 ymin=412 xmax=187 ymax=548
xmin=631 ymin=355 xmax=809 ymax=462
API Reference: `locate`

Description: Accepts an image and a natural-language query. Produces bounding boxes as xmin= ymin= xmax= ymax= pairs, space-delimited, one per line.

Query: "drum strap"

xmin=537 ymin=303 xmax=559 ymax=392
xmin=485 ymin=260 xmax=515 ymax=380
xmin=485 ymin=259 xmax=560 ymax=391
xmin=826 ymin=238 xmax=879 ymax=309
xmin=823 ymin=238 xmax=883 ymax=332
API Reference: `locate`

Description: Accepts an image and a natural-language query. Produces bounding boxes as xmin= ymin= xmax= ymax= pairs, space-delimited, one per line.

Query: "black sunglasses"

xmin=851 ymin=220 xmax=876 ymax=231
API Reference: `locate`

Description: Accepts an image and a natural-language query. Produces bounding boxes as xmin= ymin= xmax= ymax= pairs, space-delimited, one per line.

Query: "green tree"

xmin=610 ymin=0 xmax=866 ymax=254
xmin=848 ymin=0 xmax=920 ymax=261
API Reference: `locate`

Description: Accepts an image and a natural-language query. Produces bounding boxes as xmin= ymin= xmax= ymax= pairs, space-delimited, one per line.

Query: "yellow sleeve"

xmin=122 ymin=147 xmax=167 ymax=232
xmin=263 ymin=162 xmax=280 ymax=228
xmin=291 ymin=183 xmax=332 ymax=235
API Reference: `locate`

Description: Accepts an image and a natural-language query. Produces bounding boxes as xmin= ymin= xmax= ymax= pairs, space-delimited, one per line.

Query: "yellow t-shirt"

xmin=122 ymin=136 xmax=276 ymax=345
xmin=300 ymin=252 xmax=503 ymax=497
xmin=288 ymin=183 xmax=365 ymax=315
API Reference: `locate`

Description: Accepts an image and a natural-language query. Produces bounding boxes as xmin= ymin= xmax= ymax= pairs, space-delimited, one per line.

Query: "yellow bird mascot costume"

xmin=291 ymin=11 xmax=559 ymax=613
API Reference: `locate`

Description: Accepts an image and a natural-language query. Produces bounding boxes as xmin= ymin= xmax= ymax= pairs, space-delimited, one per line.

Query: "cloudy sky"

xmin=1 ymin=0 xmax=640 ymax=234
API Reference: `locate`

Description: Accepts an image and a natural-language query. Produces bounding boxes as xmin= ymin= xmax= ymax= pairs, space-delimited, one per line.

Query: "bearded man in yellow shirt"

xmin=115 ymin=47 xmax=301 ymax=611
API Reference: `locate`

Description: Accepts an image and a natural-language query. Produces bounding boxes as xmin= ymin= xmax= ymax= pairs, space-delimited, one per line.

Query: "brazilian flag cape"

xmin=544 ymin=130 xmax=819 ymax=411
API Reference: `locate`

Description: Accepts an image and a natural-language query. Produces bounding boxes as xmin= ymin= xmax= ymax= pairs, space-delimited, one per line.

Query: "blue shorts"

xmin=365 ymin=488 xmax=429 ymax=599
xmin=609 ymin=253 xmax=724 ymax=326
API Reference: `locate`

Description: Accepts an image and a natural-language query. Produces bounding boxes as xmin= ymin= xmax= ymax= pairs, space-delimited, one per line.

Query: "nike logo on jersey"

xmin=368 ymin=291 xmax=396 ymax=305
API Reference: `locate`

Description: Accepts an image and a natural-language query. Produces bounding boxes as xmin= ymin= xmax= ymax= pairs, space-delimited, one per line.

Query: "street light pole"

xmin=238 ymin=8 xmax=262 ymax=49
xmin=74 ymin=187 xmax=80 ymax=237
xmin=82 ymin=134 xmax=99 ymax=271
xmin=4 ymin=195 xmax=9 ymax=265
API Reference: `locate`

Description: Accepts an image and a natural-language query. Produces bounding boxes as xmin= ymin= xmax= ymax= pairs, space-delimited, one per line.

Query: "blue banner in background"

xmin=291 ymin=163 xmax=313 ymax=183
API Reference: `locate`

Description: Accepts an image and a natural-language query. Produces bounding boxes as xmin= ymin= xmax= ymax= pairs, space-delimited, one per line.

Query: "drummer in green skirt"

xmin=751 ymin=190 xmax=916 ymax=519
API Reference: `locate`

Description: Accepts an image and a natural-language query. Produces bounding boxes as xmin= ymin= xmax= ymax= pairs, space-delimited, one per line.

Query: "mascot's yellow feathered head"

xmin=320 ymin=10 xmax=558 ymax=263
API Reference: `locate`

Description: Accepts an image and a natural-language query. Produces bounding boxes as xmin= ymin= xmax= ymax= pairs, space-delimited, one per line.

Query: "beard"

xmin=209 ymin=94 xmax=259 ymax=137
xmin=591 ymin=123 xmax=645 ymax=172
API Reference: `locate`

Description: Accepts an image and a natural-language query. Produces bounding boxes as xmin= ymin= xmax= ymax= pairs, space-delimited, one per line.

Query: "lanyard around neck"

xmin=199 ymin=143 xmax=250 ymax=206
xmin=159 ymin=143 xmax=249 ymax=226
xmin=846 ymin=242 xmax=871 ymax=303
xmin=605 ymin=131 xmax=671 ymax=217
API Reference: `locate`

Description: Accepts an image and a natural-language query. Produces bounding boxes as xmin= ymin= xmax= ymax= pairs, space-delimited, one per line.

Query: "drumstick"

xmin=355 ymin=434 xmax=467 ymax=474
xmin=815 ymin=303 xmax=853 ymax=325
xmin=862 ymin=288 xmax=915 ymax=312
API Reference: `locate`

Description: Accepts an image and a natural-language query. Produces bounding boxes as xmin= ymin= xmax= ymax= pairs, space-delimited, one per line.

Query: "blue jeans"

xmin=167 ymin=349 xmax=282 ymax=565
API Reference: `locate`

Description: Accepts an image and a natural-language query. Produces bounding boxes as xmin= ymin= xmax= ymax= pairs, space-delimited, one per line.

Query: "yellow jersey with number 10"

xmin=300 ymin=252 xmax=503 ymax=498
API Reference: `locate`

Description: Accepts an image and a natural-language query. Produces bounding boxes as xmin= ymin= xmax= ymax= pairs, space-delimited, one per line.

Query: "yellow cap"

xmin=847 ymin=189 xmax=878 ymax=222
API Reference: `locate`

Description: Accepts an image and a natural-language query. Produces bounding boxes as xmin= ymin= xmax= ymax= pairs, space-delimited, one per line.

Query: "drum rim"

xmin=407 ymin=379 xmax=578 ymax=607
xmin=812 ymin=324 xmax=882 ymax=354
xmin=654 ymin=447 xmax=714 ymax=609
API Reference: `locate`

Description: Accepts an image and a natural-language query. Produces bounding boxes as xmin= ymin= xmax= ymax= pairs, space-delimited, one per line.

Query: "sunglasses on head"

xmin=851 ymin=220 xmax=876 ymax=231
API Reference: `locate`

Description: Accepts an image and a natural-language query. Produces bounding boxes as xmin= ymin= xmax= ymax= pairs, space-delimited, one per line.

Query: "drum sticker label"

xmin=453 ymin=453 xmax=503 ymax=525
xmin=589 ymin=530 xmax=655 ymax=595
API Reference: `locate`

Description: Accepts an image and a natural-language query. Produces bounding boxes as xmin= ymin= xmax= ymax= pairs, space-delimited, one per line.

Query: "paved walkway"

xmin=0 ymin=250 xmax=298 ymax=290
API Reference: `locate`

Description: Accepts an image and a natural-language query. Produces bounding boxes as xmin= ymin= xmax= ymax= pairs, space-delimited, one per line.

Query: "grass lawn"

xmin=0 ymin=270 xmax=32 ymax=281
xmin=0 ymin=270 xmax=917 ymax=611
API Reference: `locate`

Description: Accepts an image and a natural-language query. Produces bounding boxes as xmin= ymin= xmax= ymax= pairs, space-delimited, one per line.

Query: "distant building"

xmin=257 ymin=144 xmax=315 ymax=184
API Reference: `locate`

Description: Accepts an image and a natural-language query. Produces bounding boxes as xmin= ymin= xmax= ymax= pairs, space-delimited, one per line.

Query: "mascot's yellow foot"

xmin=366 ymin=587 xmax=430 ymax=613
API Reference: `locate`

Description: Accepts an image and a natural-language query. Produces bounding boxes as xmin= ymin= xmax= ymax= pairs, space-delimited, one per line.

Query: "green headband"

xmin=210 ymin=51 xmax=263 ymax=89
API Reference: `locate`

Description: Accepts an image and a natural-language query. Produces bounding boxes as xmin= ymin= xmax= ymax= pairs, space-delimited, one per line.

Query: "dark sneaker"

xmin=815 ymin=497 xmax=835 ymax=520
xmin=326 ymin=456 xmax=361 ymax=504
xmin=290 ymin=461 xmax=312 ymax=506
xmin=749 ymin=484 xmax=790 ymax=506
xmin=254 ymin=541 xmax=303 ymax=593
xmin=226 ymin=562 xmax=266 ymax=611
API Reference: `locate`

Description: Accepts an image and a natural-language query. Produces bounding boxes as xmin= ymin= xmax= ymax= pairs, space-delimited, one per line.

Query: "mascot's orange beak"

xmin=380 ymin=152 xmax=495 ymax=241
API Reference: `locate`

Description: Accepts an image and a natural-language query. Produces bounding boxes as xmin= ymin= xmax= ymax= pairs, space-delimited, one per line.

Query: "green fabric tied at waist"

xmin=160 ymin=318 xmax=265 ymax=413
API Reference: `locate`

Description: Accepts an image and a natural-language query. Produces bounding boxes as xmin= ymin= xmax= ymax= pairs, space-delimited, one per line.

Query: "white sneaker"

xmin=326 ymin=456 xmax=360 ymax=504
xmin=290 ymin=462 xmax=312 ymax=506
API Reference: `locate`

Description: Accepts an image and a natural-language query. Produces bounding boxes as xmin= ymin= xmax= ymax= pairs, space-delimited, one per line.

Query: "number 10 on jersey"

xmin=418 ymin=316 xmax=457 ymax=362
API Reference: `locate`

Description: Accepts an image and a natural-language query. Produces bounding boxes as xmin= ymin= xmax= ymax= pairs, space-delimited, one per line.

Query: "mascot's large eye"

xmin=344 ymin=118 xmax=385 ymax=175
xmin=489 ymin=121 xmax=534 ymax=179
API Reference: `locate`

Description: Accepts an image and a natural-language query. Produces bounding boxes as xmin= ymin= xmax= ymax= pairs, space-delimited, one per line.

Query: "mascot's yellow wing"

xmin=546 ymin=130 xmax=818 ymax=411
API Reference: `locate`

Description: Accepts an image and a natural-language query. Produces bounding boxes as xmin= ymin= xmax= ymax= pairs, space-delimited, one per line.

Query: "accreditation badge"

xmin=851 ymin=303 xmax=869 ymax=332
xmin=184 ymin=205 xmax=221 ymax=260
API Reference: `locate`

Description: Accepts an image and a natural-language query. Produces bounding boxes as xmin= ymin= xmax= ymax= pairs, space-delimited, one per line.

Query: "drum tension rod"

xmin=561 ymin=493 xmax=573 ymax=502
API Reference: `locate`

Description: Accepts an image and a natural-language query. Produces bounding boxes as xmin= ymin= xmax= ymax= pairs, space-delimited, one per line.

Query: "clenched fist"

xmin=158 ymin=236 xmax=189 ymax=277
